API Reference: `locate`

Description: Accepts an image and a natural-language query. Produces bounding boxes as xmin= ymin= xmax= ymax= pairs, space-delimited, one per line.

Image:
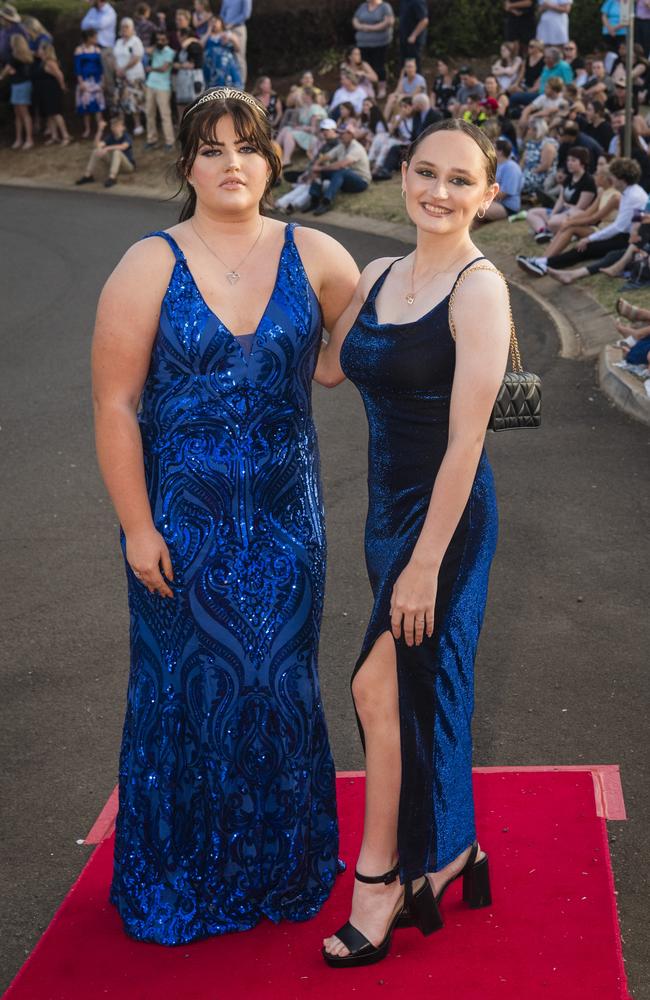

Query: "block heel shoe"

xmin=397 ymin=841 xmax=491 ymax=928
xmin=322 ymin=863 xmax=442 ymax=968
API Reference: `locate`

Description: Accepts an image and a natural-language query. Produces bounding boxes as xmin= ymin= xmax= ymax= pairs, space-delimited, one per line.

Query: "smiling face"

xmin=186 ymin=114 xmax=272 ymax=217
xmin=402 ymin=129 xmax=498 ymax=234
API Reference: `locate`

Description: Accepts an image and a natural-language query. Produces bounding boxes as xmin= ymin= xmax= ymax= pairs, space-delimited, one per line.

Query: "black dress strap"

xmin=448 ymin=255 xmax=487 ymax=297
xmin=367 ymin=256 xmax=406 ymax=303
xmin=143 ymin=230 xmax=185 ymax=261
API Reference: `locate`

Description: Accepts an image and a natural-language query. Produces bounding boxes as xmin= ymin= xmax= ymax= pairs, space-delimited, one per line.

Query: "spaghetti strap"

xmin=367 ymin=256 xmax=406 ymax=303
xmin=143 ymin=230 xmax=185 ymax=262
xmin=448 ymin=255 xmax=487 ymax=297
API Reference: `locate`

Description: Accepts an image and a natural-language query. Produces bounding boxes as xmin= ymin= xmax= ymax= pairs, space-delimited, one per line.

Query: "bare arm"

xmin=390 ymin=269 xmax=511 ymax=646
xmin=310 ymin=248 xmax=386 ymax=388
xmin=91 ymin=239 xmax=175 ymax=598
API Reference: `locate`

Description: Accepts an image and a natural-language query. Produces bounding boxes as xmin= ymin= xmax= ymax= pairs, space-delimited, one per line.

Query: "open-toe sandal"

xmin=322 ymin=861 xmax=443 ymax=968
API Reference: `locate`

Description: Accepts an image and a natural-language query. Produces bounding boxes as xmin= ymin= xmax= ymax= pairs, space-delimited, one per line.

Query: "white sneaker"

xmin=133 ymin=125 xmax=144 ymax=136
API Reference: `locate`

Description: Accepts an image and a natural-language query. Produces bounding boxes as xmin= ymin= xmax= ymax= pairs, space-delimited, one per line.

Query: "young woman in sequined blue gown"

xmin=316 ymin=120 xmax=512 ymax=967
xmin=92 ymin=91 xmax=359 ymax=944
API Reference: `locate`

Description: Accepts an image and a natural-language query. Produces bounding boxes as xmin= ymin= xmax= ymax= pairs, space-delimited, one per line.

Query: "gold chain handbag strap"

xmin=448 ymin=263 xmax=523 ymax=373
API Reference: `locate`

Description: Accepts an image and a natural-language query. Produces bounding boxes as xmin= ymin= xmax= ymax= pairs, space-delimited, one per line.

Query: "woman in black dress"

xmin=316 ymin=119 xmax=511 ymax=967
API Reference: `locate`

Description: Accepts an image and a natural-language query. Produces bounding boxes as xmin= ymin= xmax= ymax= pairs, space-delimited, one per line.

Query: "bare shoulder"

xmin=359 ymin=255 xmax=402 ymax=298
xmin=293 ymin=223 xmax=357 ymax=268
xmin=454 ymin=262 xmax=510 ymax=311
xmin=101 ymin=234 xmax=176 ymax=304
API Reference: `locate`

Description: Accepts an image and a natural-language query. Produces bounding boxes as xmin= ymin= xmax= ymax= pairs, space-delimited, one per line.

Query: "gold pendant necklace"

xmin=191 ymin=217 xmax=265 ymax=284
xmin=405 ymin=250 xmax=469 ymax=305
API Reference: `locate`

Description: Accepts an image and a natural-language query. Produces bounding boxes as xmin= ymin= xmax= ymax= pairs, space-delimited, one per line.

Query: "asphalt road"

xmin=1 ymin=186 xmax=648 ymax=998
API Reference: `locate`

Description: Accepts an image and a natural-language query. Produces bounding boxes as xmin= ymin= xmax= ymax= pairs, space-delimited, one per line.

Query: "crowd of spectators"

xmin=2 ymin=0 xmax=650 ymax=306
xmin=0 ymin=0 xmax=252 ymax=184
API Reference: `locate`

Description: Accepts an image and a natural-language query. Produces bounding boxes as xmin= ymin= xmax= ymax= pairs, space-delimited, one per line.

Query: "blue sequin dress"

xmin=340 ymin=257 xmax=499 ymax=881
xmin=109 ymin=223 xmax=340 ymax=944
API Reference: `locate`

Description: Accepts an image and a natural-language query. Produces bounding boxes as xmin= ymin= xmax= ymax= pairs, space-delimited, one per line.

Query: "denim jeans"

xmin=309 ymin=169 xmax=369 ymax=204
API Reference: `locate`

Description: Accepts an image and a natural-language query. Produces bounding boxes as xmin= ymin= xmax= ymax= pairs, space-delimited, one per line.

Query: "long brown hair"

xmin=175 ymin=92 xmax=283 ymax=221
xmin=405 ymin=118 xmax=497 ymax=186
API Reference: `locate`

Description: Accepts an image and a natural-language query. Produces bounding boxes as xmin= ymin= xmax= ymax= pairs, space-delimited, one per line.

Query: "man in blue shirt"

xmin=479 ymin=139 xmax=523 ymax=222
xmin=220 ymin=0 xmax=251 ymax=84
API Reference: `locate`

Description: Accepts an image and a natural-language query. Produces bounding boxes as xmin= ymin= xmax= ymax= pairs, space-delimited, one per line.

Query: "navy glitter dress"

xmin=340 ymin=257 xmax=499 ymax=882
xmin=109 ymin=223 xmax=340 ymax=944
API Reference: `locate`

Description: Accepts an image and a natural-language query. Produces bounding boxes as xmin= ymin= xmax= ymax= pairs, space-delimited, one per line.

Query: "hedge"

xmin=15 ymin=0 xmax=605 ymax=81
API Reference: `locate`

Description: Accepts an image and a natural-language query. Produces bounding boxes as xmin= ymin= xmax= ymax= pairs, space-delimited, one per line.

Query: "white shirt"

xmin=329 ymin=85 xmax=367 ymax=115
xmin=587 ymin=183 xmax=648 ymax=242
xmin=80 ymin=3 xmax=117 ymax=48
xmin=114 ymin=35 xmax=146 ymax=82
xmin=537 ymin=1 xmax=573 ymax=45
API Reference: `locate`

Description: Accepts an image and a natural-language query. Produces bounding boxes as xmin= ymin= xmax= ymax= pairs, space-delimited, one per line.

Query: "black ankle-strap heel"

xmin=398 ymin=842 xmax=492 ymax=929
xmin=405 ymin=877 xmax=443 ymax=935
xmin=462 ymin=852 xmax=492 ymax=908
xmin=322 ymin=863 xmax=406 ymax=968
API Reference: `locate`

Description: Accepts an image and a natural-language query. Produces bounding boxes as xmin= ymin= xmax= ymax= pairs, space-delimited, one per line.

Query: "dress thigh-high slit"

xmin=341 ymin=257 xmax=499 ymax=883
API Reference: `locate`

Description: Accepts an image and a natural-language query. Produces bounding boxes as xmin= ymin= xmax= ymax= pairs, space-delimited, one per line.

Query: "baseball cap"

xmin=320 ymin=118 xmax=337 ymax=130
xmin=480 ymin=97 xmax=499 ymax=110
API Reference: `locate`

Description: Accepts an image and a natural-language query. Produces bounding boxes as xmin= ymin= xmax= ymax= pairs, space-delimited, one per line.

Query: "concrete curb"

xmin=5 ymin=175 xmax=649 ymax=424
xmin=599 ymin=344 xmax=650 ymax=427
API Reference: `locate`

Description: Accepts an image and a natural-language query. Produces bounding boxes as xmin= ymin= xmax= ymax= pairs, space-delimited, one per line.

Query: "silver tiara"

xmin=184 ymin=88 xmax=264 ymax=117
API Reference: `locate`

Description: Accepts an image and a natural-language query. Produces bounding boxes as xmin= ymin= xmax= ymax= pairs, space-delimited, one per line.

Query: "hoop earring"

xmin=477 ymin=205 xmax=486 ymax=219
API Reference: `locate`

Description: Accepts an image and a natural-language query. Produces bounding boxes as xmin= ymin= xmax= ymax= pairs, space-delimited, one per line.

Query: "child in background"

xmin=75 ymin=115 xmax=135 ymax=188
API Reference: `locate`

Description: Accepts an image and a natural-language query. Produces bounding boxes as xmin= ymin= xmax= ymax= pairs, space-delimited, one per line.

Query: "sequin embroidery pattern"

xmin=109 ymin=223 xmax=340 ymax=944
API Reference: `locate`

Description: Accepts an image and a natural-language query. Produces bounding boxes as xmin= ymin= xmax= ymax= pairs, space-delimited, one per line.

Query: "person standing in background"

xmin=503 ymin=0 xmax=536 ymax=51
xmin=133 ymin=3 xmax=157 ymax=51
xmin=637 ymin=0 xmax=650 ymax=58
xmin=220 ymin=0 xmax=251 ymax=85
xmin=399 ymin=0 xmax=428 ymax=72
xmin=81 ymin=0 xmax=116 ymax=48
xmin=353 ymin=0 xmax=395 ymax=101
xmin=113 ymin=17 xmax=146 ymax=134
xmin=537 ymin=0 xmax=573 ymax=47
xmin=144 ymin=29 xmax=175 ymax=150
xmin=81 ymin=1 xmax=117 ymax=108
xmin=75 ymin=28 xmax=105 ymax=139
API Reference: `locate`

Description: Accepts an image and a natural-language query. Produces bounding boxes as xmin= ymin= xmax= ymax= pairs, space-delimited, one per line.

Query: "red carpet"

xmin=5 ymin=770 xmax=631 ymax=1000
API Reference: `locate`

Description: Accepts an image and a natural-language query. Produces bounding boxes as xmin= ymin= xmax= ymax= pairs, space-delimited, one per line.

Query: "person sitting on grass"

xmin=612 ymin=298 xmax=650 ymax=367
xmin=533 ymin=156 xmax=620 ymax=257
xmin=517 ymin=76 xmax=568 ymax=138
xmin=520 ymin=118 xmax=559 ymax=197
xmin=75 ymin=114 xmax=135 ymax=188
xmin=516 ymin=156 xmax=647 ymax=279
xmin=307 ymin=121 xmax=371 ymax=215
xmin=524 ymin=145 xmax=596 ymax=241
xmin=383 ymin=56 xmax=426 ymax=119
xmin=478 ymin=138 xmax=523 ymax=222
xmin=368 ymin=94 xmax=414 ymax=178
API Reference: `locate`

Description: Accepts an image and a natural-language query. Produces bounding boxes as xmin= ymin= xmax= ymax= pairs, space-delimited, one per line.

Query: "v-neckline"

xmin=176 ymin=224 xmax=290 ymax=362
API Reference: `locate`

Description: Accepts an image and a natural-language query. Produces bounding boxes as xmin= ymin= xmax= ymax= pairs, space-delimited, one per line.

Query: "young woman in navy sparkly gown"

xmin=315 ymin=120 xmax=512 ymax=967
xmin=92 ymin=89 xmax=359 ymax=944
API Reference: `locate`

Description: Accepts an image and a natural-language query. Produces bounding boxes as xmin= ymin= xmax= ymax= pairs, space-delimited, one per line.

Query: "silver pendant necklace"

xmin=191 ymin=217 xmax=265 ymax=285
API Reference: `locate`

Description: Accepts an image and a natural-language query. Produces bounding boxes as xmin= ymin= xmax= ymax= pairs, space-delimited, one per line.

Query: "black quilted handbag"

xmin=449 ymin=264 xmax=541 ymax=432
